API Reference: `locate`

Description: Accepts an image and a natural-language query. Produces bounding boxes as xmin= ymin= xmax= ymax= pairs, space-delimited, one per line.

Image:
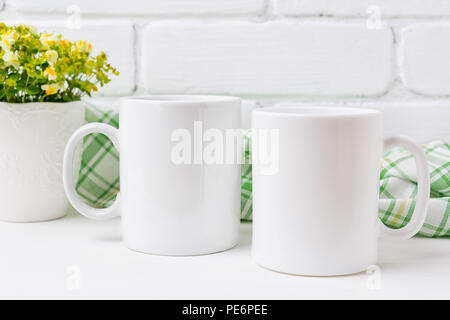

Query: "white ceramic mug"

xmin=252 ymin=107 xmax=430 ymax=276
xmin=63 ymin=95 xmax=242 ymax=256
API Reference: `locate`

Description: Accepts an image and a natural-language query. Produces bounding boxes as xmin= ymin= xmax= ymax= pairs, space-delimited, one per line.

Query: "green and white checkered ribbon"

xmin=79 ymin=102 xmax=450 ymax=238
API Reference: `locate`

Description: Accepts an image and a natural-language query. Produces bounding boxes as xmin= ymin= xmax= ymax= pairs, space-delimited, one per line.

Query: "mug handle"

xmin=379 ymin=136 xmax=430 ymax=240
xmin=63 ymin=123 xmax=121 ymax=220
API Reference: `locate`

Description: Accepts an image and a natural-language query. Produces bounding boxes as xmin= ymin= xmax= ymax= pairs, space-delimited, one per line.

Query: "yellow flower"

xmin=1 ymin=29 xmax=19 ymax=51
xmin=40 ymin=33 xmax=57 ymax=48
xmin=41 ymin=83 xmax=61 ymax=95
xmin=59 ymin=39 xmax=68 ymax=46
xmin=45 ymin=50 xmax=58 ymax=66
xmin=75 ymin=40 xmax=92 ymax=53
xmin=44 ymin=66 xmax=57 ymax=80
xmin=1 ymin=39 xmax=9 ymax=51
xmin=4 ymin=29 xmax=19 ymax=41
xmin=3 ymin=50 xmax=20 ymax=69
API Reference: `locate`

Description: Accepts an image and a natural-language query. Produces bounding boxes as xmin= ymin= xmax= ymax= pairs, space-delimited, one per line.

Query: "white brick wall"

xmin=143 ymin=22 xmax=393 ymax=97
xmin=2 ymin=0 xmax=450 ymax=140
xmin=13 ymin=0 xmax=267 ymax=16
xmin=276 ymin=0 xmax=450 ymax=17
xmin=401 ymin=24 xmax=450 ymax=96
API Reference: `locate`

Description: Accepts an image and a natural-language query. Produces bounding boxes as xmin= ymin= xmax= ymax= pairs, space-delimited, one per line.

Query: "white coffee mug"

xmin=252 ymin=107 xmax=430 ymax=276
xmin=63 ymin=95 xmax=242 ymax=256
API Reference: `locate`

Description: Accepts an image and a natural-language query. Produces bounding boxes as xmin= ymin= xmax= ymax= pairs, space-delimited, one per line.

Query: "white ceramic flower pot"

xmin=0 ymin=101 xmax=85 ymax=222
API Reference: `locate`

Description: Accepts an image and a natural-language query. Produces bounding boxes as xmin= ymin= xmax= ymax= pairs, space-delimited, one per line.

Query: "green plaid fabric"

xmin=79 ymin=103 xmax=450 ymax=237
xmin=76 ymin=101 xmax=120 ymax=208
xmin=379 ymin=140 xmax=450 ymax=237
xmin=241 ymin=130 xmax=253 ymax=221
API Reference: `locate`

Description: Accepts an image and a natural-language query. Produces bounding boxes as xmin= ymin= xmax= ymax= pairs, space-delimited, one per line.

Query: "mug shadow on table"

xmin=92 ymin=221 xmax=254 ymax=255
xmin=75 ymin=207 xmax=450 ymax=276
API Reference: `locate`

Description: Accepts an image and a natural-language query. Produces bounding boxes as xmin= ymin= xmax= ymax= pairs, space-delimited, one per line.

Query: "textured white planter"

xmin=0 ymin=101 xmax=85 ymax=222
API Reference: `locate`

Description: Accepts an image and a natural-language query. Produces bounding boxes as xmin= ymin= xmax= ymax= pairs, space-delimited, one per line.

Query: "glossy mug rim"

xmin=120 ymin=94 xmax=241 ymax=105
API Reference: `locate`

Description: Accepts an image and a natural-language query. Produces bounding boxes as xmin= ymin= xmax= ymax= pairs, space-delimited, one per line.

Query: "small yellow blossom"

xmin=3 ymin=50 xmax=20 ymax=69
xmin=45 ymin=50 xmax=58 ymax=66
xmin=41 ymin=83 xmax=61 ymax=95
xmin=59 ymin=39 xmax=68 ymax=46
xmin=1 ymin=39 xmax=9 ymax=51
xmin=40 ymin=33 xmax=57 ymax=47
xmin=4 ymin=29 xmax=19 ymax=41
xmin=75 ymin=40 xmax=92 ymax=53
xmin=44 ymin=66 xmax=57 ymax=81
xmin=1 ymin=29 xmax=19 ymax=51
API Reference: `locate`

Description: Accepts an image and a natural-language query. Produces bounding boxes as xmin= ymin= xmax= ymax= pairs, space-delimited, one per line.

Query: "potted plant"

xmin=0 ymin=24 xmax=118 ymax=222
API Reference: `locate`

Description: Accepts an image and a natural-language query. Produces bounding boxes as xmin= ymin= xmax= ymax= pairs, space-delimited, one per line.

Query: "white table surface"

xmin=1 ymin=208 xmax=450 ymax=300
